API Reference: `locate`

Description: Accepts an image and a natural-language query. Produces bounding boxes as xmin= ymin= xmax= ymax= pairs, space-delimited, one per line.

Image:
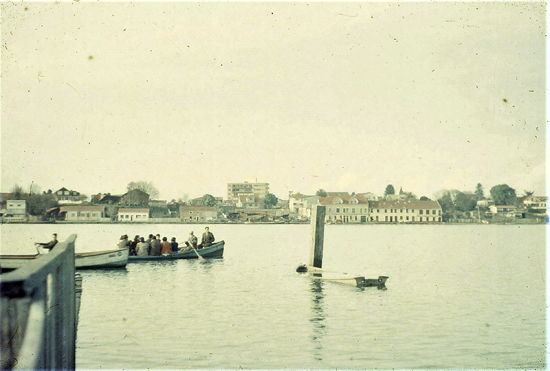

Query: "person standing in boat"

xmin=170 ymin=237 xmax=179 ymax=253
xmin=135 ymin=237 xmax=149 ymax=256
xmin=198 ymin=227 xmax=215 ymax=249
xmin=35 ymin=233 xmax=58 ymax=254
xmin=160 ymin=237 xmax=172 ymax=255
xmin=149 ymin=235 xmax=162 ymax=256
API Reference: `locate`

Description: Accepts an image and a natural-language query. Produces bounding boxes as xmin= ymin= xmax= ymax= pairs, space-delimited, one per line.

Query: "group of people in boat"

xmin=117 ymin=227 xmax=215 ymax=256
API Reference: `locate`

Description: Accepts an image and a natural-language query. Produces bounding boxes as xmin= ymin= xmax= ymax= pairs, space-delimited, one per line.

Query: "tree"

xmin=127 ymin=181 xmax=159 ymax=199
xmin=474 ymin=183 xmax=484 ymax=199
xmin=403 ymin=192 xmax=417 ymax=201
xmin=11 ymin=184 xmax=24 ymax=199
xmin=384 ymin=184 xmax=395 ymax=197
xmin=419 ymin=196 xmax=431 ymax=201
xmin=263 ymin=193 xmax=278 ymax=208
xmin=316 ymin=189 xmax=327 ymax=197
xmin=490 ymin=184 xmax=517 ymax=205
xmin=202 ymin=194 xmax=217 ymax=207
xmin=523 ymin=190 xmax=534 ymax=197
xmin=455 ymin=192 xmax=477 ymax=212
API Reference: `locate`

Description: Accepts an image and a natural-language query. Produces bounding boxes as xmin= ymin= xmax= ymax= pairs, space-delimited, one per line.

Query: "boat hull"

xmin=297 ymin=265 xmax=388 ymax=288
xmin=1 ymin=248 xmax=129 ymax=270
xmin=75 ymin=248 xmax=129 ymax=269
xmin=128 ymin=241 xmax=225 ymax=262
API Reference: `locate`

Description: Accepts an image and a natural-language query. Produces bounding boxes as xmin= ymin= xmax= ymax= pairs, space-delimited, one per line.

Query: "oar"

xmin=192 ymin=247 xmax=206 ymax=261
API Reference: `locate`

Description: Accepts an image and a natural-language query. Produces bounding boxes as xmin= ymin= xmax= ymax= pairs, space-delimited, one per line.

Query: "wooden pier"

xmin=1 ymin=234 xmax=81 ymax=370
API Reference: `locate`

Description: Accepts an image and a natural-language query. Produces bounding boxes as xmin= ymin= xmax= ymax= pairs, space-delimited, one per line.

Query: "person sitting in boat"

xmin=198 ymin=227 xmax=215 ymax=249
xmin=149 ymin=235 xmax=162 ymax=256
xmin=118 ymin=235 xmax=130 ymax=249
xmin=160 ymin=237 xmax=172 ymax=255
xmin=129 ymin=235 xmax=140 ymax=256
xmin=183 ymin=231 xmax=198 ymax=252
xmin=135 ymin=237 xmax=149 ymax=256
xmin=170 ymin=237 xmax=179 ymax=253
xmin=35 ymin=233 xmax=58 ymax=254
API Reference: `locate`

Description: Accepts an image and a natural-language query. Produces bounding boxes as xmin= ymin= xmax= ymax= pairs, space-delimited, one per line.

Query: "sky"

xmin=1 ymin=1 xmax=546 ymax=201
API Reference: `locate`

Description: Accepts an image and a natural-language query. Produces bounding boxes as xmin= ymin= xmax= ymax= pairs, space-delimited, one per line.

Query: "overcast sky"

xmin=1 ymin=1 xmax=546 ymax=201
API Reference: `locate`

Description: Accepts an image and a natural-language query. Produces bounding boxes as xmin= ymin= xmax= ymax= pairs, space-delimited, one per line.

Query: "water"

xmin=1 ymin=224 xmax=546 ymax=369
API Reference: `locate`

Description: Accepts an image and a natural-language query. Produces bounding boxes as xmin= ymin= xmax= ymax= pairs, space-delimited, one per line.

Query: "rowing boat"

xmin=128 ymin=240 xmax=224 ymax=262
xmin=0 ymin=247 xmax=129 ymax=270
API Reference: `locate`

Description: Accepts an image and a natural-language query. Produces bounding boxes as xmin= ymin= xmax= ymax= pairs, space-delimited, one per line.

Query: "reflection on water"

xmin=309 ymin=280 xmax=326 ymax=362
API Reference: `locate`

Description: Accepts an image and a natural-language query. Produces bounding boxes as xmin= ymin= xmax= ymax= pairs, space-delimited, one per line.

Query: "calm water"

xmin=1 ymin=223 xmax=547 ymax=369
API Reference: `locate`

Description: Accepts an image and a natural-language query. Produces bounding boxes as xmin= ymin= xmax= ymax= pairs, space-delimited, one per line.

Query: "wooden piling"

xmin=309 ymin=205 xmax=326 ymax=268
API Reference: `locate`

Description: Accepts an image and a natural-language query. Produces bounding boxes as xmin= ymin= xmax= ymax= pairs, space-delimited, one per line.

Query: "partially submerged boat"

xmin=296 ymin=264 xmax=388 ymax=288
xmin=128 ymin=240 xmax=225 ymax=262
xmin=1 ymin=247 xmax=129 ymax=270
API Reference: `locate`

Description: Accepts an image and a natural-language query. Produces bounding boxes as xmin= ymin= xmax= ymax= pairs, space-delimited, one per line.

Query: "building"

xmin=368 ymin=200 xmax=442 ymax=223
xmin=2 ymin=200 xmax=27 ymax=222
xmin=148 ymin=200 xmax=168 ymax=208
xmin=91 ymin=193 xmax=123 ymax=205
xmin=490 ymin=205 xmax=517 ymax=218
xmin=180 ymin=206 xmax=218 ymax=222
xmin=236 ymin=195 xmax=263 ymax=209
xmin=476 ymin=198 xmax=495 ymax=208
xmin=188 ymin=196 xmax=223 ymax=206
xmin=118 ymin=208 xmax=150 ymax=222
xmin=6 ymin=200 xmax=26 ymax=215
xmin=356 ymin=192 xmax=379 ymax=201
xmin=59 ymin=206 xmax=108 ymax=222
xmin=320 ymin=195 xmax=370 ymax=223
xmin=522 ymin=196 xmax=547 ymax=214
xmin=227 ymin=179 xmax=269 ymax=201
xmin=119 ymin=189 xmax=150 ymax=207
xmin=55 ymin=187 xmax=86 ymax=204
xmin=289 ymin=192 xmax=319 ymax=219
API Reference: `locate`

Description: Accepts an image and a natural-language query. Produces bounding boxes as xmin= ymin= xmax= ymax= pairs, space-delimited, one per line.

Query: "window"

xmin=376 ymin=216 xmax=379 ymax=221
xmin=136 ymin=215 xmax=141 ymax=219
xmin=419 ymin=217 xmax=422 ymax=222
xmin=438 ymin=217 xmax=441 ymax=222
xmin=400 ymin=216 xmax=403 ymax=220
xmin=419 ymin=210 xmax=423 ymax=214
xmin=336 ymin=208 xmax=340 ymax=213
xmin=406 ymin=216 xmax=409 ymax=220
xmin=352 ymin=208 xmax=355 ymax=213
xmin=400 ymin=209 xmax=403 ymax=213
xmin=406 ymin=209 xmax=409 ymax=213
xmin=385 ymin=209 xmax=387 ymax=213
xmin=377 ymin=209 xmax=379 ymax=213
xmin=412 ymin=216 xmax=415 ymax=221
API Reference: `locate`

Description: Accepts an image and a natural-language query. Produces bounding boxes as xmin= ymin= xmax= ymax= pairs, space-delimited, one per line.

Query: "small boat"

xmin=296 ymin=264 xmax=388 ymax=288
xmin=0 ymin=248 xmax=129 ymax=270
xmin=75 ymin=247 xmax=129 ymax=269
xmin=128 ymin=240 xmax=224 ymax=262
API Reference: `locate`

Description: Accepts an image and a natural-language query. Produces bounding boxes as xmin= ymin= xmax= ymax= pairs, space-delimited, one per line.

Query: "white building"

xmin=368 ymin=200 xmax=442 ymax=223
xmin=522 ymin=196 xmax=547 ymax=214
xmin=227 ymin=179 xmax=269 ymax=201
xmin=180 ymin=206 xmax=218 ymax=222
xmin=320 ymin=195 xmax=370 ymax=224
xmin=289 ymin=192 xmax=319 ymax=219
xmin=489 ymin=205 xmax=517 ymax=218
xmin=3 ymin=200 xmax=27 ymax=221
xmin=60 ymin=206 xmax=108 ymax=222
xmin=118 ymin=208 xmax=150 ymax=222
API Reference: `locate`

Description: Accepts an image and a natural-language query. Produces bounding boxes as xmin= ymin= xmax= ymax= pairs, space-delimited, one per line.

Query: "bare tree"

xmin=29 ymin=182 xmax=41 ymax=195
xmin=11 ymin=184 xmax=24 ymax=199
xmin=127 ymin=181 xmax=160 ymax=199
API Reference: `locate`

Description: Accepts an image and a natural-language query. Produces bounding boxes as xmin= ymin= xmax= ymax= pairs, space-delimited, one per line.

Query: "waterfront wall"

xmin=1 ymin=235 xmax=78 ymax=370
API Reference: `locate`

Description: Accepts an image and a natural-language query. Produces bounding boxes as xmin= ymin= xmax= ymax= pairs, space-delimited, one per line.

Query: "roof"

xmin=238 ymin=195 xmax=261 ymax=203
xmin=326 ymin=192 xmax=350 ymax=197
xmin=369 ymin=200 xmax=442 ymax=209
xmin=319 ymin=195 xmax=369 ymax=205
xmin=492 ymin=205 xmax=517 ymax=208
xmin=59 ymin=205 xmax=106 ymax=212
xmin=180 ymin=206 xmax=217 ymax=211
xmin=118 ymin=208 xmax=150 ymax=213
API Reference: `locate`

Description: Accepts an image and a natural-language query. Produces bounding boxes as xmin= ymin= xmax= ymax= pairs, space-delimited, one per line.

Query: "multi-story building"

xmin=55 ymin=187 xmax=86 ymax=204
xmin=320 ymin=195 xmax=370 ymax=223
xmin=489 ymin=205 xmax=517 ymax=218
xmin=180 ymin=206 xmax=218 ymax=223
xmin=227 ymin=179 xmax=269 ymax=201
xmin=522 ymin=196 xmax=547 ymax=214
xmin=368 ymin=200 xmax=442 ymax=223
xmin=289 ymin=192 xmax=319 ymax=219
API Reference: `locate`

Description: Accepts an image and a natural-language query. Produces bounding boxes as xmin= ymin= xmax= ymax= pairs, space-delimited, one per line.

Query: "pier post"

xmin=309 ymin=205 xmax=326 ymax=268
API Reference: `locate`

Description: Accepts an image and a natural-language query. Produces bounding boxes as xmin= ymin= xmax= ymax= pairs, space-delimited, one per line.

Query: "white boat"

xmin=296 ymin=265 xmax=388 ymax=288
xmin=1 ymin=248 xmax=129 ymax=270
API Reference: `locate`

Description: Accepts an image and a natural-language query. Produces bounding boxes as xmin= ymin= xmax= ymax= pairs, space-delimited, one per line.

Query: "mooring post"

xmin=309 ymin=205 xmax=326 ymax=268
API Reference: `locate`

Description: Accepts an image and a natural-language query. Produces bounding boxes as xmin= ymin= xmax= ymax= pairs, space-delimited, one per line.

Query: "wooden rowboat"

xmin=1 ymin=248 xmax=129 ymax=270
xmin=296 ymin=265 xmax=388 ymax=288
xmin=128 ymin=240 xmax=224 ymax=262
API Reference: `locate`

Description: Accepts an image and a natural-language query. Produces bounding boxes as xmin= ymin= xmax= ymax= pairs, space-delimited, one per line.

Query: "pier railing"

xmin=1 ymin=234 xmax=77 ymax=370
